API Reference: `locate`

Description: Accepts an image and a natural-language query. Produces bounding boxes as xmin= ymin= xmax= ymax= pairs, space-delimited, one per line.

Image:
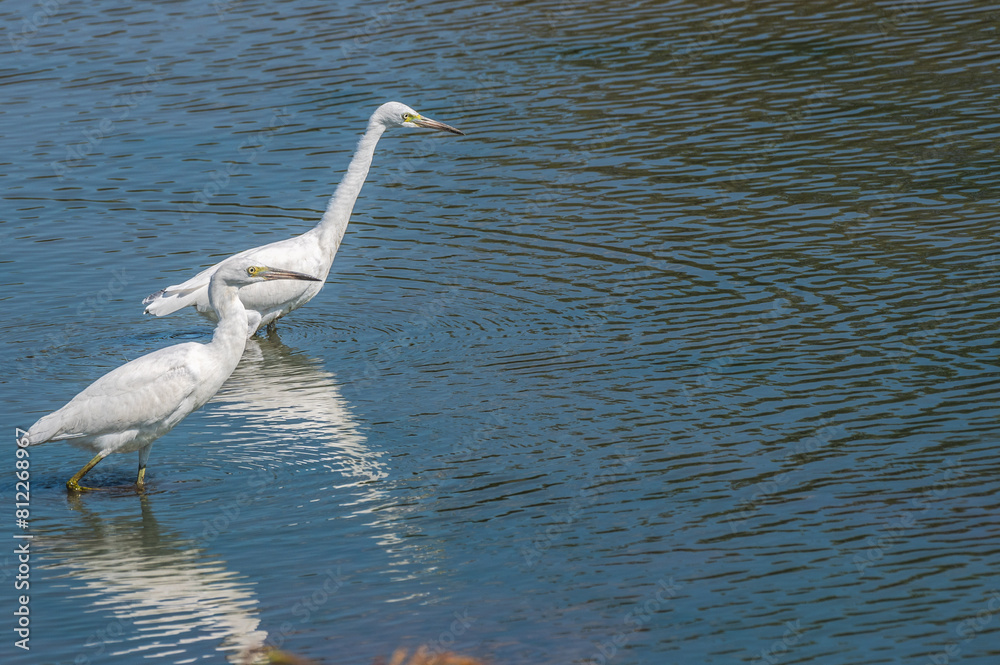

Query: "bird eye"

xmin=247 ymin=267 xmax=258 ymax=276
xmin=403 ymin=113 xmax=412 ymax=122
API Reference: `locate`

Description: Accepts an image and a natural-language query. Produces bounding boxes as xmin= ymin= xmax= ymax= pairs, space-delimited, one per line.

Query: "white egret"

xmin=142 ymin=101 xmax=464 ymax=336
xmin=24 ymin=261 xmax=321 ymax=492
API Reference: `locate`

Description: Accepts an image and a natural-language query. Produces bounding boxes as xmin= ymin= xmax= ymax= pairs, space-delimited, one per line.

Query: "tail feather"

xmin=143 ymin=266 xmax=216 ymax=316
xmin=143 ymin=285 xmax=208 ymax=316
xmin=141 ymin=289 xmax=165 ymax=306
xmin=25 ymin=413 xmax=61 ymax=446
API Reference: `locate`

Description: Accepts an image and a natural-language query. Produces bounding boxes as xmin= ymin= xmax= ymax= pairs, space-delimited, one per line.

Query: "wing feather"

xmin=141 ymin=233 xmax=328 ymax=320
xmin=27 ymin=344 xmax=204 ymax=446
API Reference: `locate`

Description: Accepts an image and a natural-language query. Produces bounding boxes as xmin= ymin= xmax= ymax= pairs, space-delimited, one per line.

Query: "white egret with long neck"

xmin=142 ymin=101 xmax=464 ymax=336
xmin=23 ymin=262 xmax=321 ymax=492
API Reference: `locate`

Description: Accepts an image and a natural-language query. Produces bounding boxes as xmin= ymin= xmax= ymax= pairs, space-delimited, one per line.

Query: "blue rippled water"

xmin=2 ymin=0 xmax=999 ymax=663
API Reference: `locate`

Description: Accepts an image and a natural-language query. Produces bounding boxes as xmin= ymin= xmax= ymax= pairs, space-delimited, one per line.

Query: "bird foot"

xmin=66 ymin=480 xmax=105 ymax=493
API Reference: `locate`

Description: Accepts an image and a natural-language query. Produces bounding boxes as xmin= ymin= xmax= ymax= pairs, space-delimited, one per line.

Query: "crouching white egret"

xmin=142 ymin=101 xmax=464 ymax=337
xmin=24 ymin=261 xmax=320 ymax=492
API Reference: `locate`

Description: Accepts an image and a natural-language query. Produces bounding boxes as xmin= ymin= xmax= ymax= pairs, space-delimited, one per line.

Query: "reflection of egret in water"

xmin=41 ymin=495 xmax=267 ymax=664
xmin=213 ymin=333 xmax=446 ymax=588
xmin=209 ymin=331 xmax=384 ymax=485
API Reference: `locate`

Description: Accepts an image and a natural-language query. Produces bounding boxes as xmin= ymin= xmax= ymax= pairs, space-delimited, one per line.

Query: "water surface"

xmin=3 ymin=1 xmax=999 ymax=663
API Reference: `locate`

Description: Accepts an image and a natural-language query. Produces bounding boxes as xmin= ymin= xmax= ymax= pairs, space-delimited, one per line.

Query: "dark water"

xmin=3 ymin=0 xmax=1000 ymax=663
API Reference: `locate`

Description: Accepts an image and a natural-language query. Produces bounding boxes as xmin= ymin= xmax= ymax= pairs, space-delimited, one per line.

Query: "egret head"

xmin=216 ymin=261 xmax=323 ymax=287
xmin=373 ymin=101 xmax=464 ymax=135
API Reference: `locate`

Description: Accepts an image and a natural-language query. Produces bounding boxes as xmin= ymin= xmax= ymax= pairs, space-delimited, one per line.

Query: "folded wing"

xmin=27 ymin=344 xmax=203 ymax=447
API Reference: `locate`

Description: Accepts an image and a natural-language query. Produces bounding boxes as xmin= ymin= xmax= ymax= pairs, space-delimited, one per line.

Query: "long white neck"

xmin=207 ymin=280 xmax=251 ymax=369
xmin=316 ymin=119 xmax=387 ymax=262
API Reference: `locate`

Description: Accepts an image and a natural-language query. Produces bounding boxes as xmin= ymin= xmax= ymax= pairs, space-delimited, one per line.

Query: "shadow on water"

xmin=207 ymin=329 xmax=385 ymax=486
xmin=36 ymin=490 xmax=489 ymax=664
xmin=37 ymin=494 xmax=268 ymax=664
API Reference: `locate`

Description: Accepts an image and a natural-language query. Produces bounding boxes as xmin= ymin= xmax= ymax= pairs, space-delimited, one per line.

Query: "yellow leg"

xmin=66 ymin=452 xmax=109 ymax=492
xmin=136 ymin=444 xmax=152 ymax=490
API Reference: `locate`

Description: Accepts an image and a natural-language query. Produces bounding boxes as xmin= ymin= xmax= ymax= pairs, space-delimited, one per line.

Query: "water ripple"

xmin=5 ymin=0 xmax=1000 ymax=663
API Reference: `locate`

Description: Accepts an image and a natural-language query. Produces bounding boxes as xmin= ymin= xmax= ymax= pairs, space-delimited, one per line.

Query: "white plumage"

xmin=142 ymin=101 xmax=463 ymax=336
xmin=25 ymin=261 xmax=320 ymax=491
